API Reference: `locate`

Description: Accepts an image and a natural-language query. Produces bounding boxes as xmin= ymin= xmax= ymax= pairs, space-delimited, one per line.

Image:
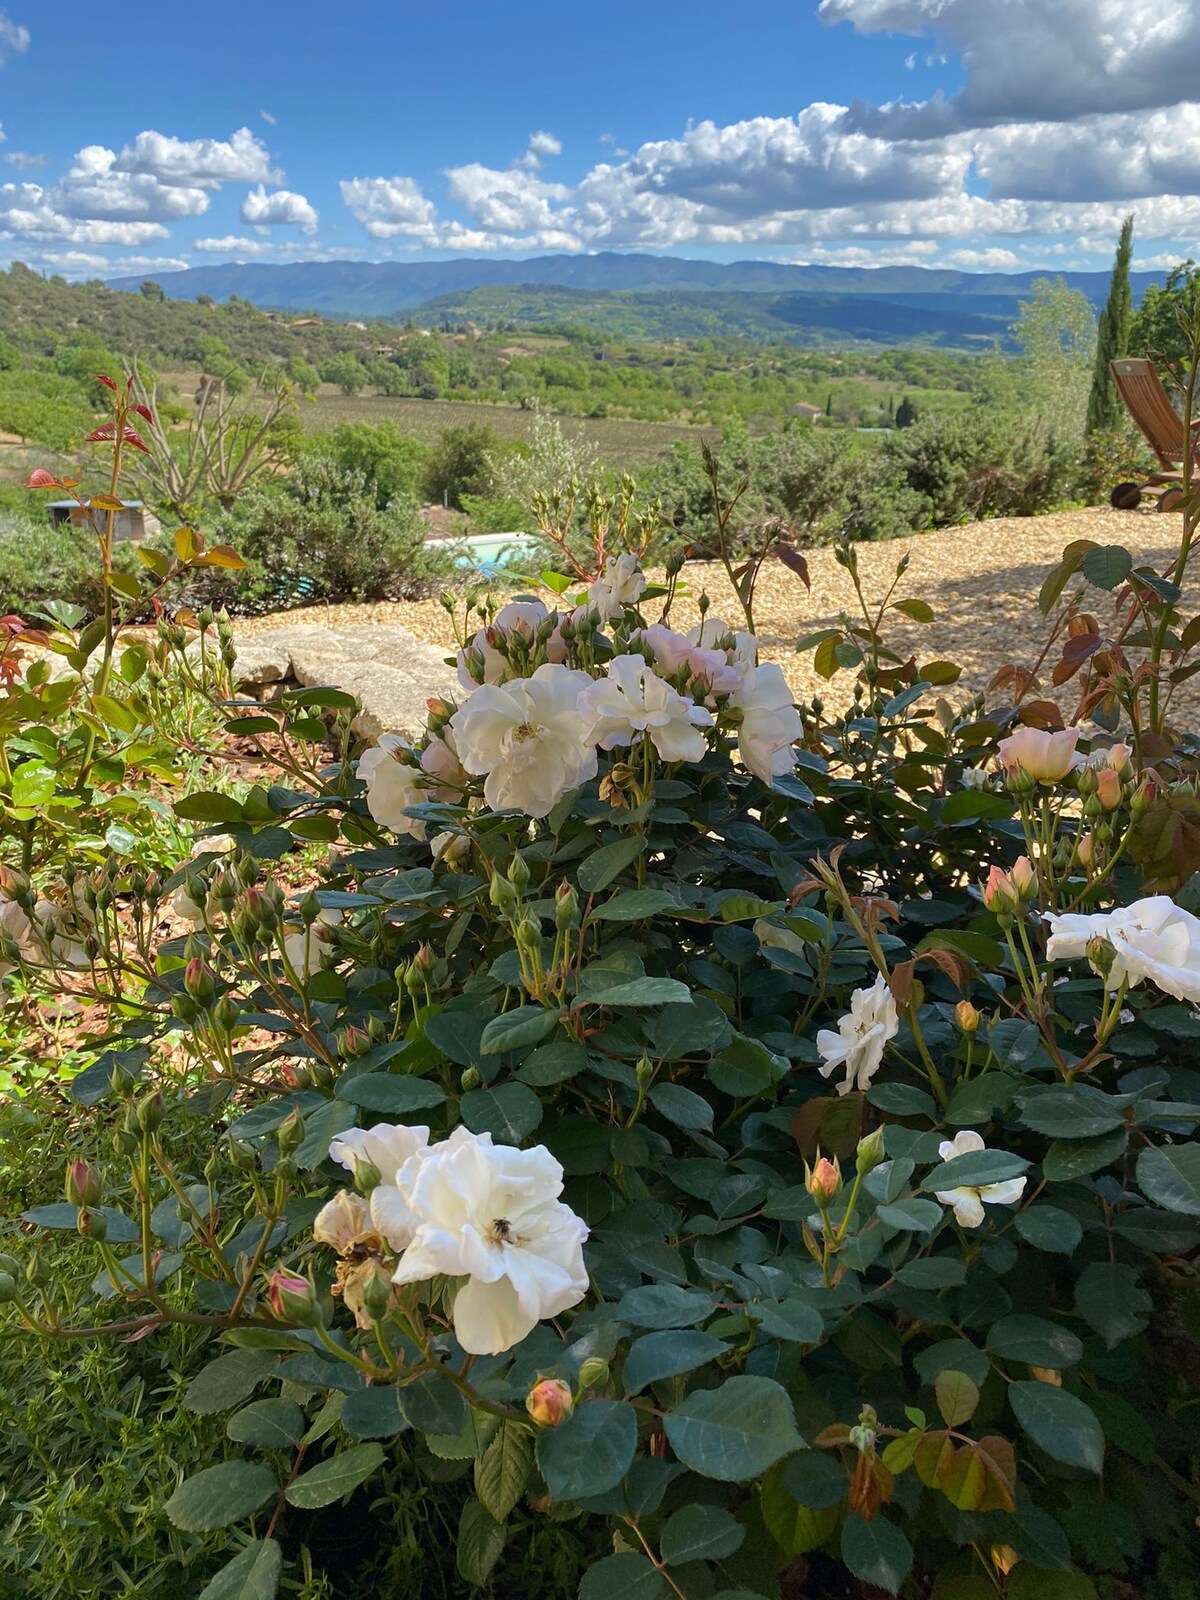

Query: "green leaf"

xmin=622 ymin=1330 xmax=729 ymax=1394
xmin=479 ymin=1006 xmax=560 ymax=1056
xmin=456 ymin=1497 xmax=507 ymax=1587
xmin=11 ymin=761 xmax=56 ymax=808
xmin=1081 ymin=544 xmax=1133 ymax=591
xmin=1008 ymin=1568 xmax=1097 ymax=1600
xmin=648 ymin=1082 xmax=714 ymax=1133
xmin=1009 ymin=1382 xmax=1105 ymax=1473
xmin=894 ymin=596 xmax=934 ymax=623
xmin=1136 ymin=1143 xmax=1200 ymax=1215
xmin=663 ymin=1375 xmax=800 ymax=1482
xmin=475 ymin=1421 xmax=533 ymax=1521
xmin=761 ymin=1462 xmax=840 ymax=1555
xmin=227 ymin=1399 xmax=305 ymax=1450
xmin=660 ymin=1504 xmax=745 ymax=1565
xmin=617 ymin=1284 xmax=717 ymax=1329
xmin=753 ymin=1297 xmax=824 ymax=1344
xmin=174 ymin=791 xmax=246 ymax=824
xmin=579 ymin=1552 xmax=665 ymax=1600
xmin=585 ymin=976 xmax=693 ymax=1008
xmin=577 ymin=836 xmax=647 ymax=893
xmin=424 ymin=1011 xmax=487 ymax=1068
xmin=1043 ymin=1127 xmax=1127 ymax=1182
xmin=536 ymin=1400 xmax=638 ymax=1501
xmin=165 ymin=1462 xmax=278 ymax=1531
xmin=876 ymin=1198 xmax=944 ymax=1232
xmin=987 ymin=1315 xmax=1083 ymax=1369
xmin=284 ymin=1443 xmax=384 ymax=1509
xmin=1014 ymin=1205 xmax=1084 ymax=1255
xmin=197 ymin=1540 xmax=282 ymax=1600
xmin=1038 ymin=540 xmax=1094 ymax=613
xmin=895 ymin=1258 xmax=967 ymax=1290
xmin=335 ymin=1073 xmax=447 ymax=1114
xmin=1016 ymin=1086 xmax=1127 ymax=1138
xmin=340 ymin=1386 xmax=407 ymax=1439
xmin=1074 ymin=1262 xmax=1151 ymax=1349
xmin=591 ymin=890 xmax=677 ymax=922
xmin=840 ymin=1513 xmax=913 ymax=1596
xmin=398 ymin=1371 xmax=468 ymax=1436
xmin=935 ymin=1370 xmax=980 ymax=1427
xmin=922 ymin=1149 xmax=1029 ymax=1191
xmin=461 ymin=1081 xmax=543 ymax=1143
xmin=186 ymin=1352 xmax=281 ymax=1416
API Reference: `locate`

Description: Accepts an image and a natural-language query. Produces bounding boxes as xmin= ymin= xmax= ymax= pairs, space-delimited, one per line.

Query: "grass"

xmin=295 ymin=390 xmax=718 ymax=465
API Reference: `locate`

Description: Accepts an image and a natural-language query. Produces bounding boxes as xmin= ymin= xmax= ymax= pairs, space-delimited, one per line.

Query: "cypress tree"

xmin=1086 ymin=214 xmax=1134 ymax=434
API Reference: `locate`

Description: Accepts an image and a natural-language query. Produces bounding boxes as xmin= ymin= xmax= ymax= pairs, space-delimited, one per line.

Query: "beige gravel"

xmin=237 ymin=505 xmax=1193 ymax=719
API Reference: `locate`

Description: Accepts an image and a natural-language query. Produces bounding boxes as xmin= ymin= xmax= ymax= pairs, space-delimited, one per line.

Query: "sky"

xmin=0 ymin=0 xmax=1198 ymax=280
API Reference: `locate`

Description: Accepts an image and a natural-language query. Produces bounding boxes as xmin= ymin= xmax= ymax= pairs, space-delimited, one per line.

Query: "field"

xmin=294 ymin=388 xmax=718 ymax=464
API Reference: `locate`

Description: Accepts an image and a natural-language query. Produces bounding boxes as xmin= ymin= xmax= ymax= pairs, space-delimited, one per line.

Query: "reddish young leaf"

xmin=96 ymin=373 xmax=118 ymax=392
xmin=122 ymin=425 xmax=149 ymax=453
xmin=131 ymin=403 xmax=155 ymax=424
xmin=85 ymin=424 xmax=117 ymax=443
xmin=24 ymin=468 xmax=64 ymax=490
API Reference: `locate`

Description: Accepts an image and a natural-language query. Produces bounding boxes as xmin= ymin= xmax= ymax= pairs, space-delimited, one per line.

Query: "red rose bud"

xmin=265 ymin=1268 xmax=318 ymax=1324
xmin=525 ymin=1377 xmax=574 ymax=1427
xmin=183 ymin=957 xmax=216 ymax=1004
xmin=64 ymin=1159 xmax=102 ymax=1208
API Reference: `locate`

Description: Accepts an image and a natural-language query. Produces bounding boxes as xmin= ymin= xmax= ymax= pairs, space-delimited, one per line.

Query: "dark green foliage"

xmin=0 ymin=511 xmax=145 ymax=615
xmin=1087 ymin=215 xmax=1134 ymax=434
xmin=308 ymin=420 xmax=431 ymax=508
xmin=895 ymin=394 xmax=918 ymax=428
xmin=1130 ymin=260 xmax=1200 ymax=368
xmin=421 ymin=422 xmax=500 ymax=509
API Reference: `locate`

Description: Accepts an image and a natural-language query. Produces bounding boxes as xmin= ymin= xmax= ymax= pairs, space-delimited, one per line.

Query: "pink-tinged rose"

xmin=1097 ymin=767 xmax=1122 ymax=809
xmin=996 ymin=725 xmax=1082 ymax=784
xmin=983 ymin=865 xmax=1017 ymax=914
xmin=265 ymin=1269 xmax=314 ymax=1321
xmin=525 ymin=1377 xmax=574 ymax=1426
xmin=64 ymin=1159 xmax=101 ymax=1208
xmin=1010 ymin=855 xmax=1037 ymax=897
xmin=806 ymin=1155 xmax=841 ymax=1202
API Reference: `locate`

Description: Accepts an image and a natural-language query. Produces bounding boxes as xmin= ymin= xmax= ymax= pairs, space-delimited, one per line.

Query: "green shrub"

xmin=210 ymin=455 xmax=456 ymax=611
xmin=0 ymin=510 xmax=146 ymax=616
xmin=422 ymin=423 xmax=501 ymax=509
xmin=306 ymin=420 xmax=431 ymax=509
xmin=880 ymin=408 xmax=1079 ymax=526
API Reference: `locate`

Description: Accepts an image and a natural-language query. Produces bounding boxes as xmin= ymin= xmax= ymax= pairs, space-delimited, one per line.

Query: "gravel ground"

xmin=237 ymin=505 xmax=1192 ymax=718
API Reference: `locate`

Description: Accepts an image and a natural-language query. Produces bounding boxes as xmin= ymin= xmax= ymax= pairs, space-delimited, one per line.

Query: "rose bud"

xmin=955 ymin=1000 xmax=981 ymax=1035
xmin=1010 ymin=855 xmax=1037 ymax=900
xmin=64 ymin=1158 xmax=102 ymax=1209
xmin=982 ymin=865 xmax=1017 ymax=916
xmin=183 ymin=956 xmax=216 ymax=1004
xmin=805 ymin=1154 xmax=842 ymax=1202
xmin=525 ymin=1377 xmax=574 ymax=1427
xmin=265 ymin=1269 xmax=320 ymax=1325
xmin=1096 ymin=767 xmax=1122 ymax=810
xmin=576 ymin=1357 xmax=610 ymax=1392
xmin=991 ymin=1546 xmax=1019 ymax=1576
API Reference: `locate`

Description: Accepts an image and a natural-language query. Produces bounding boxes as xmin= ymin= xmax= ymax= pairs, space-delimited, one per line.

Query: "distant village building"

xmin=48 ymin=499 xmax=161 ymax=544
xmin=291 ymin=317 xmax=321 ymax=327
xmin=346 ymin=321 xmax=368 ymax=331
xmin=786 ymin=402 xmax=824 ymax=422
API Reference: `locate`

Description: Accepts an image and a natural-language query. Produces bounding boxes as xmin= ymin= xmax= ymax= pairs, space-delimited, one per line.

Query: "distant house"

xmin=291 ymin=317 xmax=321 ymax=327
xmin=48 ymin=499 xmax=161 ymax=544
xmin=786 ymin=402 xmax=824 ymax=422
xmin=374 ymin=344 xmax=397 ymax=357
xmin=346 ymin=321 xmax=368 ymax=331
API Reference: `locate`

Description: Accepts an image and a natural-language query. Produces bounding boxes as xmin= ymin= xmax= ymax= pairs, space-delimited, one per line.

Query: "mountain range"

xmin=106 ymin=252 xmax=1165 ymax=349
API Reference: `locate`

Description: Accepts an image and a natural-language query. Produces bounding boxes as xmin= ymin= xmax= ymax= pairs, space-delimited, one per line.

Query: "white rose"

xmin=816 ymin=974 xmax=899 ymax=1095
xmin=933 ymin=1130 xmax=1026 ymax=1228
xmin=190 ymin=833 xmax=236 ymax=859
xmin=358 ymin=734 xmax=428 ymax=838
xmin=579 ymin=653 xmax=714 ymax=763
xmin=313 ymin=1189 xmax=375 ymax=1254
xmin=330 ymin=1121 xmax=433 ymax=1251
xmin=638 ymin=624 xmax=741 ymax=695
xmin=281 ymin=910 xmax=340 ymax=978
xmin=170 ymin=884 xmax=205 ymax=926
xmin=0 ymin=899 xmax=32 ymax=980
xmin=1045 ymin=895 xmax=1200 ymax=1002
xmin=30 ymin=898 xmax=91 ymax=969
xmin=456 ymin=600 xmax=558 ymax=689
xmin=689 ymin=617 xmax=757 ymax=671
xmin=449 ymin=662 xmax=598 ymax=820
xmin=421 ymin=731 xmax=467 ymax=791
xmin=586 ymin=553 xmax=646 ymax=622
xmin=391 ymin=1127 xmax=589 ymax=1355
xmin=729 ymin=662 xmax=803 ymax=785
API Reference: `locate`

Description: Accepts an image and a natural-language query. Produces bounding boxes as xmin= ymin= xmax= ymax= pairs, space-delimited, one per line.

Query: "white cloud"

xmin=974 ymin=104 xmax=1200 ymax=202
xmin=517 ymin=129 xmax=562 ymax=169
xmin=821 ymin=0 xmax=1200 ymax=132
xmin=0 ymin=182 xmax=172 ymax=245
xmin=447 ymin=162 xmax=572 ymax=234
xmin=54 ymin=145 xmax=210 ymax=222
xmin=4 ymin=149 xmax=45 ymax=169
xmin=194 ymin=234 xmax=272 ymax=253
xmin=946 ymin=246 xmax=1022 ymax=268
xmin=115 ymin=127 xmax=277 ymax=188
xmin=798 ymin=240 xmax=940 ymax=266
xmin=340 ymin=175 xmax=439 ymax=240
xmin=240 ymin=184 xmax=318 ymax=232
xmin=260 ymin=109 xmax=277 ymax=126
xmin=0 ymin=10 xmax=28 ymax=66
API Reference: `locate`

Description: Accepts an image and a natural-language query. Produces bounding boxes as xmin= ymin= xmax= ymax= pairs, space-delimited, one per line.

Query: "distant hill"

xmin=107 ymin=252 xmax=1167 ymax=341
xmin=403 ymin=284 xmax=1014 ymax=348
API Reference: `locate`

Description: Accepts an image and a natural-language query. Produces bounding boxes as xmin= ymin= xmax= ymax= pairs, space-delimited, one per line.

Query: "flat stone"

xmin=229 ymin=637 xmax=291 ymax=687
xmin=234 ymin=623 xmax=456 ymax=741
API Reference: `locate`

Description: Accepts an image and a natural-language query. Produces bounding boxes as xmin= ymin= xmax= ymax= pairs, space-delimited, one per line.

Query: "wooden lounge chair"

xmin=1109 ymin=357 xmax=1200 ymax=511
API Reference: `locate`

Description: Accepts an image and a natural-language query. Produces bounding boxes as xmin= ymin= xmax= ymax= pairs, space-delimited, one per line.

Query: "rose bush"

xmin=5 ymin=386 xmax=1200 ymax=1598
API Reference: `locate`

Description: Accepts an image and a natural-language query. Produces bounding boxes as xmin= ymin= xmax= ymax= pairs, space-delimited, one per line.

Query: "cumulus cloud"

xmin=340 ymin=175 xmax=439 ymax=240
xmin=821 ymin=0 xmax=1200 ymax=133
xmin=115 ymin=127 xmax=278 ymax=188
xmin=194 ymin=234 xmax=273 ymax=253
xmin=4 ymin=150 xmax=46 ymax=169
xmin=975 ymin=104 xmax=1200 ymax=202
xmin=54 ymin=145 xmax=210 ymax=222
xmin=517 ymin=130 xmax=563 ymax=169
xmin=945 ymin=246 xmax=1023 ymax=268
xmin=0 ymin=181 xmax=172 ymax=246
xmin=0 ymin=11 xmax=28 ymax=66
xmin=446 ymin=163 xmax=572 ymax=234
xmin=240 ymin=184 xmax=318 ymax=232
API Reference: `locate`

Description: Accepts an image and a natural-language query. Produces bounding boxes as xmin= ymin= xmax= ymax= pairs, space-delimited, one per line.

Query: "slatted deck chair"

xmin=1109 ymin=357 xmax=1200 ymax=511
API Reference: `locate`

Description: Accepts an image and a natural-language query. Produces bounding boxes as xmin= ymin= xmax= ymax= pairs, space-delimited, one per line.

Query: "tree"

xmin=1086 ymin=214 xmax=1134 ymax=434
xmin=1010 ymin=276 xmax=1097 ymax=440
xmin=895 ymin=395 xmax=918 ymax=429
xmin=422 ymin=423 xmax=500 ymax=509
xmin=1130 ymin=260 xmax=1200 ymax=370
xmin=139 ymin=280 xmax=165 ymax=301
xmin=320 ymin=352 xmax=366 ymax=395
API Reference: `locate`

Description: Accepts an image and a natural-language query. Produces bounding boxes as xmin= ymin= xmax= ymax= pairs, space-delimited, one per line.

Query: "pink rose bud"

xmin=1010 ymin=855 xmax=1037 ymax=899
xmin=525 ymin=1377 xmax=574 ymax=1427
xmin=1077 ymin=831 xmax=1095 ymax=867
xmin=1096 ymin=767 xmax=1122 ymax=810
xmin=983 ymin=865 xmax=1017 ymax=914
xmin=65 ymin=1159 xmax=102 ymax=1208
xmin=183 ymin=956 xmax=216 ymax=1003
xmin=265 ymin=1268 xmax=317 ymax=1323
xmin=806 ymin=1155 xmax=842 ymax=1202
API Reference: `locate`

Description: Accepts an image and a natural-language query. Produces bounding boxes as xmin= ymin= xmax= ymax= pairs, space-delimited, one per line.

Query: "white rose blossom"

xmin=729 ymin=661 xmax=803 ymax=785
xmin=637 ymin=624 xmax=742 ymax=696
xmin=933 ymin=1130 xmax=1026 ymax=1228
xmin=30 ymin=898 xmax=92 ymax=969
xmin=0 ymin=899 xmax=33 ymax=980
xmin=449 ymin=663 xmax=598 ymax=819
xmin=358 ymin=735 xmax=431 ymax=838
xmin=1044 ymin=895 xmax=1200 ymax=1003
xmin=330 ymin=1121 xmax=432 ymax=1251
xmin=579 ymin=653 xmax=714 ymax=763
xmin=816 ymin=974 xmax=899 ymax=1095
xmin=586 ymin=553 xmax=646 ymax=622
xmin=689 ymin=617 xmax=757 ymax=672
xmin=390 ymin=1127 xmax=589 ymax=1355
xmin=281 ymin=910 xmax=340 ymax=978
xmin=456 ymin=599 xmax=565 ymax=690
xmin=313 ymin=1188 xmax=377 ymax=1254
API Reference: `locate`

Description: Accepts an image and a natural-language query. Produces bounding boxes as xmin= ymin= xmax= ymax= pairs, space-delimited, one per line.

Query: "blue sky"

xmin=0 ymin=0 xmax=1197 ymax=279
